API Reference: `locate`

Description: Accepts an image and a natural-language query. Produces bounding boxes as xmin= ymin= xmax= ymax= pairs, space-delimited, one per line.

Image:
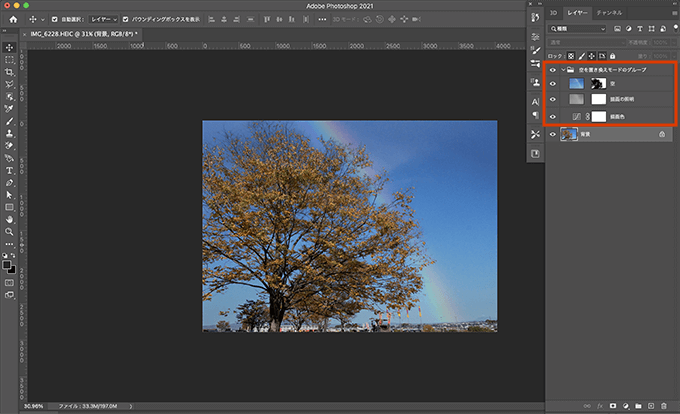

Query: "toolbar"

xmin=2 ymin=10 xmax=524 ymax=28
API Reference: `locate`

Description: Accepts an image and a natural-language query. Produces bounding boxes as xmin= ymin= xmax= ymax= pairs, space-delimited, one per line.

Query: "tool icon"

xmin=4 ymin=154 xmax=13 ymax=162
xmin=5 ymin=228 xmax=13 ymax=236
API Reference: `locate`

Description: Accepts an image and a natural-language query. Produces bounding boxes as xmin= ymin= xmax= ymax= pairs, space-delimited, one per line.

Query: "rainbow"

xmin=302 ymin=121 xmax=461 ymax=323
xmin=420 ymin=265 xmax=462 ymax=323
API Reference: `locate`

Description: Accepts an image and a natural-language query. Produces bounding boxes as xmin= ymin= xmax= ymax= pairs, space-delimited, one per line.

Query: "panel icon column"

xmin=527 ymin=1 xmax=545 ymax=163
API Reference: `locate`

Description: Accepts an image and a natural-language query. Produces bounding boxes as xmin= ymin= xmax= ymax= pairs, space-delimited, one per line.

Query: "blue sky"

xmin=202 ymin=121 xmax=497 ymax=326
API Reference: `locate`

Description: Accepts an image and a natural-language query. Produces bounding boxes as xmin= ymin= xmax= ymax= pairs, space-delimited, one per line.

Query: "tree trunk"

xmin=270 ymin=318 xmax=282 ymax=332
xmin=269 ymin=292 xmax=285 ymax=332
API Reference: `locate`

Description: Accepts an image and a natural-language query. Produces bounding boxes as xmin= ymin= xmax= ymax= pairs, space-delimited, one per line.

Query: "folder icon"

xmin=591 ymin=94 xmax=607 ymax=105
xmin=592 ymin=111 xmax=607 ymax=122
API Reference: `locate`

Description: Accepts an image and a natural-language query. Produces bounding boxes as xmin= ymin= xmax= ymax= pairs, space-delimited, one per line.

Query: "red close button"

xmin=3 ymin=2 xmax=10 ymax=8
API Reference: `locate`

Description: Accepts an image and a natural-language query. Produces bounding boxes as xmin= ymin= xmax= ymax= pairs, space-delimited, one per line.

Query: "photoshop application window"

xmin=0 ymin=0 xmax=678 ymax=413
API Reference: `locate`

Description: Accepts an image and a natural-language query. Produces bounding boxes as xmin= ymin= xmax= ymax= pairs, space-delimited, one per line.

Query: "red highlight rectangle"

xmin=542 ymin=60 xmax=677 ymax=127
